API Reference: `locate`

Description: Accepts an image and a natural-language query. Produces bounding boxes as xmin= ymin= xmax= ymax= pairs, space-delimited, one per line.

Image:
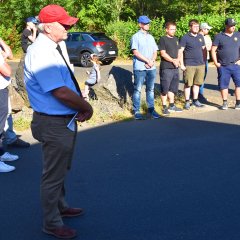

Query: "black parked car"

xmin=65 ymin=32 xmax=118 ymax=67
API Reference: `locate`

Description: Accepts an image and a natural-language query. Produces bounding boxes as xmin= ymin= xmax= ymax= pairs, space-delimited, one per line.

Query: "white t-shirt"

xmin=0 ymin=51 xmax=11 ymax=89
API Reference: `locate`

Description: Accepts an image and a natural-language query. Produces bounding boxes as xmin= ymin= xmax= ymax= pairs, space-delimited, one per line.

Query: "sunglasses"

xmin=59 ymin=23 xmax=72 ymax=30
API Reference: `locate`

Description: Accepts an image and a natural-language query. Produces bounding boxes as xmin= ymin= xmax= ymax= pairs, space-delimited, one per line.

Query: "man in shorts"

xmin=211 ymin=18 xmax=240 ymax=110
xmin=179 ymin=19 xmax=206 ymax=110
xmin=158 ymin=21 xmax=182 ymax=115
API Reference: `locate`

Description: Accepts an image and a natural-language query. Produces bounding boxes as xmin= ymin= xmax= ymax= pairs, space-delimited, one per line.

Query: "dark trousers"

xmin=0 ymin=88 xmax=9 ymax=155
xmin=31 ymin=112 xmax=77 ymax=228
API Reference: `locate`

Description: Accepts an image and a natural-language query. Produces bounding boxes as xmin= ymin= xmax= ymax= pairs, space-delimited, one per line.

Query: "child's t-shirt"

xmin=88 ymin=63 xmax=99 ymax=81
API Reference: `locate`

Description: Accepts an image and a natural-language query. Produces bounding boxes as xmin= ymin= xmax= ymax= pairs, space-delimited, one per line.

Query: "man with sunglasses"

xmin=131 ymin=15 xmax=160 ymax=120
xmin=24 ymin=4 xmax=93 ymax=239
xmin=198 ymin=22 xmax=212 ymax=103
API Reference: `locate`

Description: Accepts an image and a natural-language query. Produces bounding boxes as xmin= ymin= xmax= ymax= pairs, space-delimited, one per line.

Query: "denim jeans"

xmin=199 ymin=60 xmax=208 ymax=95
xmin=133 ymin=69 xmax=156 ymax=112
xmin=3 ymin=114 xmax=17 ymax=144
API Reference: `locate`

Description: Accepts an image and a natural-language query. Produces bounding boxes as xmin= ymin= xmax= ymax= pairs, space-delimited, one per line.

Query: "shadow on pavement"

xmin=1 ymin=117 xmax=240 ymax=240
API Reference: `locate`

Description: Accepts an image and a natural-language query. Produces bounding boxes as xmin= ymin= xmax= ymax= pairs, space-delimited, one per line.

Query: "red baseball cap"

xmin=38 ymin=4 xmax=79 ymax=26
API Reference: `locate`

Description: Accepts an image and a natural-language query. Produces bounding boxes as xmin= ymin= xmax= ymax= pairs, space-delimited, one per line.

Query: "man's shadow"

xmin=108 ymin=66 xmax=134 ymax=105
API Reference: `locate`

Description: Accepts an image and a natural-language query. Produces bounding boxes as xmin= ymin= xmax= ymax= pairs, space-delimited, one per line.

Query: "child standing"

xmin=84 ymin=54 xmax=101 ymax=100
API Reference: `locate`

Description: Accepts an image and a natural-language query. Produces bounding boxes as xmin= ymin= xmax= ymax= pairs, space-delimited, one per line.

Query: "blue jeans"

xmin=133 ymin=69 xmax=156 ymax=112
xmin=3 ymin=114 xmax=17 ymax=144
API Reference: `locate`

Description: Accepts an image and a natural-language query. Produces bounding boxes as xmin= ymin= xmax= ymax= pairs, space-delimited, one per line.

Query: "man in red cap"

xmin=24 ymin=5 xmax=93 ymax=239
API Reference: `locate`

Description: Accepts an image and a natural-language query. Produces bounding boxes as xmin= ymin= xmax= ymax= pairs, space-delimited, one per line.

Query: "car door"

xmin=65 ymin=33 xmax=83 ymax=63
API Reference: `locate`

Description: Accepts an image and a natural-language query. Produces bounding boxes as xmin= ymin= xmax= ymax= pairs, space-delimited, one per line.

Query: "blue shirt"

xmin=24 ymin=33 xmax=79 ymax=115
xmin=212 ymin=31 xmax=240 ymax=66
xmin=131 ymin=30 xmax=158 ymax=70
xmin=180 ymin=32 xmax=205 ymax=66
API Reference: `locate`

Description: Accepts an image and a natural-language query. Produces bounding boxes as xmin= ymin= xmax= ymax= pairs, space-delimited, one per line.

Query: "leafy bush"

xmin=104 ymin=14 xmax=240 ymax=59
xmin=105 ymin=18 xmax=165 ymax=59
xmin=0 ymin=24 xmax=21 ymax=53
xmin=176 ymin=14 xmax=240 ymax=38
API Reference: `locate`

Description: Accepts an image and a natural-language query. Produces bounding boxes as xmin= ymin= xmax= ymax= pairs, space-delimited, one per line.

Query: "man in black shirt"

xmin=159 ymin=22 xmax=182 ymax=115
xmin=21 ymin=17 xmax=38 ymax=53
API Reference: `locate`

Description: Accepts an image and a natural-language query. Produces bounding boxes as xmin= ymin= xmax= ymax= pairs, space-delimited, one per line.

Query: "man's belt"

xmin=34 ymin=111 xmax=75 ymax=118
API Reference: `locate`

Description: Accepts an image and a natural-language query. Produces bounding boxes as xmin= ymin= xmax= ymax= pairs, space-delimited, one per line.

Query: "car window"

xmin=91 ymin=33 xmax=111 ymax=41
xmin=72 ymin=34 xmax=83 ymax=41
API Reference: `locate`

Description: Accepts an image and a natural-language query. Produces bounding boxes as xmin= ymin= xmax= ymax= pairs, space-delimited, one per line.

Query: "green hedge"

xmin=0 ymin=24 xmax=21 ymax=53
xmin=1 ymin=13 xmax=240 ymax=57
xmin=104 ymin=14 xmax=240 ymax=59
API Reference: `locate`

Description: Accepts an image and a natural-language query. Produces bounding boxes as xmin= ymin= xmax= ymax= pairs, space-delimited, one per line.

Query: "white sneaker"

xmin=0 ymin=161 xmax=15 ymax=172
xmin=0 ymin=152 xmax=19 ymax=162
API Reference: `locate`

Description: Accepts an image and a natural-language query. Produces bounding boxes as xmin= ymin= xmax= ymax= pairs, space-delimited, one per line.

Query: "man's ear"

xmin=44 ymin=24 xmax=52 ymax=33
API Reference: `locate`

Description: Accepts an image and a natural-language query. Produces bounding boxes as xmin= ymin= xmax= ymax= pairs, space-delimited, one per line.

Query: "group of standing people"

xmin=131 ymin=16 xmax=240 ymax=120
xmin=1 ymin=5 xmax=240 ymax=239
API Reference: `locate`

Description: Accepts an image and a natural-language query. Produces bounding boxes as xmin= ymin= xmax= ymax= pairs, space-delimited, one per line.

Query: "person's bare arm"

xmin=0 ymin=38 xmax=13 ymax=60
xmin=178 ymin=47 xmax=186 ymax=71
xmin=52 ymin=86 xmax=93 ymax=122
xmin=211 ymin=45 xmax=221 ymax=68
xmin=160 ymin=50 xmax=179 ymax=67
xmin=28 ymin=26 xmax=37 ymax=43
xmin=132 ymin=49 xmax=154 ymax=67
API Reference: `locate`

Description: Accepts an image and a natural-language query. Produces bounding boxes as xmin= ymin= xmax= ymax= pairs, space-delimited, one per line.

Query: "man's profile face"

xmin=225 ymin=25 xmax=235 ymax=33
xmin=47 ymin=22 xmax=69 ymax=42
xmin=202 ymin=28 xmax=210 ymax=35
xmin=139 ymin=22 xmax=150 ymax=31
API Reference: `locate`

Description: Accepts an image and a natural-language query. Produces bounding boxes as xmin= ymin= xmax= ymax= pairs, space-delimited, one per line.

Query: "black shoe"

xmin=7 ymin=138 xmax=30 ymax=148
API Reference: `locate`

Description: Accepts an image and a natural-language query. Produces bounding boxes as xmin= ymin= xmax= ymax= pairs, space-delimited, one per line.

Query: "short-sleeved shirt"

xmin=88 ymin=63 xmax=98 ymax=81
xmin=131 ymin=30 xmax=158 ymax=71
xmin=180 ymin=32 xmax=205 ymax=66
xmin=24 ymin=33 xmax=79 ymax=115
xmin=158 ymin=36 xmax=180 ymax=69
xmin=0 ymin=51 xmax=11 ymax=89
xmin=212 ymin=31 xmax=240 ymax=66
xmin=21 ymin=28 xmax=32 ymax=53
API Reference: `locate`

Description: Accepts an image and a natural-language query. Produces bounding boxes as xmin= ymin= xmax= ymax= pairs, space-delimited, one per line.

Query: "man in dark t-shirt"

xmin=158 ymin=21 xmax=182 ymax=115
xmin=21 ymin=16 xmax=38 ymax=53
xmin=179 ymin=19 xmax=206 ymax=110
xmin=211 ymin=18 xmax=240 ymax=110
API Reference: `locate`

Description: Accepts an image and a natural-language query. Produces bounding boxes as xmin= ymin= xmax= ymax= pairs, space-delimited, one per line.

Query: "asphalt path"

xmin=1 ymin=62 xmax=240 ymax=240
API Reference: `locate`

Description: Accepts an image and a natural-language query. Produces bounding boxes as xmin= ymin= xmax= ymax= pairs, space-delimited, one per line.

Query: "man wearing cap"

xmin=21 ymin=16 xmax=38 ymax=53
xmin=24 ymin=4 xmax=93 ymax=239
xmin=199 ymin=22 xmax=212 ymax=102
xmin=211 ymin=18 xmax=240 ymax=110
xmin=179 ymin=19 xmax=206 ymax=110
xmin=6 ymin=16 xmax=39 ymax=149
xmin=130 ymin=15 xmax=160 ymax=120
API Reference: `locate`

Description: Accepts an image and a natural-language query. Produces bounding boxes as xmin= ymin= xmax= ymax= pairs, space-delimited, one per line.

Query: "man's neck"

xmin=166 ymin=34 xmax=173 ymax=38
xmin=225 ymin=30 xmax=234 ymax=36
xmin=190 ymin=32 xmax=198 ymax=37
xmin=140 ymin=29 xmax=148 ymax=34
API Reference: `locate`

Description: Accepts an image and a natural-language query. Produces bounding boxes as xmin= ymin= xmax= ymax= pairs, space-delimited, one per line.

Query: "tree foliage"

xmin=1 ymin=0 xmax=240 ymax=53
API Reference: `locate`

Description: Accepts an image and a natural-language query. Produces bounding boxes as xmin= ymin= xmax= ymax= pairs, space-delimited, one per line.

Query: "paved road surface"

xmin=1 ymin=62 xmax=240 ymax=240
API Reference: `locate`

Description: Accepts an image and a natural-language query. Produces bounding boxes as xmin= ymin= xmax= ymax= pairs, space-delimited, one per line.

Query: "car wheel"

xmin=101 ymin=59 xmax=114 ymax=65
xmin=80 ymin=52 xmax=93 ymax=67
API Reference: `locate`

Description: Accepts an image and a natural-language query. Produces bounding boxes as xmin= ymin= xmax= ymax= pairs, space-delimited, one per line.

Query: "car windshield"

xmin=91 ymin=33 xmax=111 ymax=41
